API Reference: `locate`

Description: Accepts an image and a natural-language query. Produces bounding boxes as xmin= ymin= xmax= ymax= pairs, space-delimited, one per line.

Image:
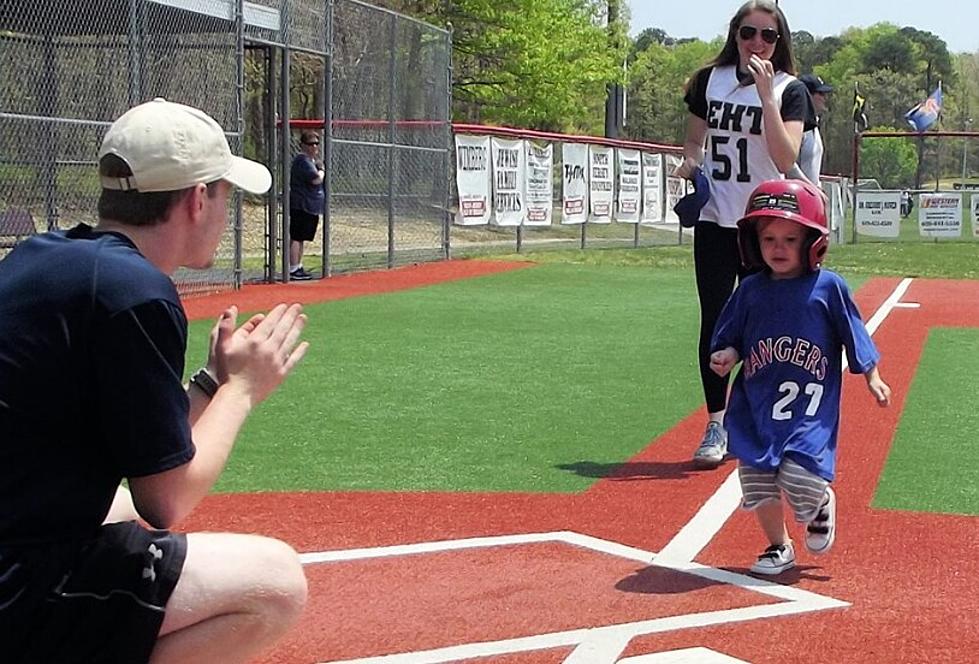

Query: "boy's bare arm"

xmin=865 ymin=365 xmax=891 ymax=407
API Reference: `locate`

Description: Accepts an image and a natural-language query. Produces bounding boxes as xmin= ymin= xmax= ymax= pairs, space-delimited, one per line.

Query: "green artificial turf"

xmin=873 ymin=328 xmax=979 ymax=515
xmin=184 ymin=242 xmax=973 ymax=498
xmin=187 ymin=263 xmax=707 ymax=493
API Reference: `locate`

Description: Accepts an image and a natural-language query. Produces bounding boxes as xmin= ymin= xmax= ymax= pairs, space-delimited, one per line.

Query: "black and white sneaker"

xmin=289 ymin=267 xmax=313 ymax=281
xmin=806 ymin=486 xmax=837 ymax=555
xmin=750 ymin=542 xmax=796 ymax=575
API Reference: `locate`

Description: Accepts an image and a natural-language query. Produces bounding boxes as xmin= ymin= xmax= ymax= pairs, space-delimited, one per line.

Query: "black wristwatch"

xmin=190 ymin=367 xmax=220 ymax=399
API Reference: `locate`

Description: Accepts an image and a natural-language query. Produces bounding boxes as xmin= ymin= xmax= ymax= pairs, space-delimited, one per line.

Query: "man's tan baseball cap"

xmin=99 ymin=98 xmax=271 ymax=194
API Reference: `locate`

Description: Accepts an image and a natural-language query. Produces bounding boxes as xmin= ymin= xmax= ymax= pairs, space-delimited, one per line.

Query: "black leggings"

xmin=694 ymin=221 xmax=751 ymax=413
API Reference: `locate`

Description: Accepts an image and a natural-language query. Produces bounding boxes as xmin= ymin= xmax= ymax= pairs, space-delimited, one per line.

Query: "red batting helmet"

xmin=737 ymin=179 xmax=829 ymax=271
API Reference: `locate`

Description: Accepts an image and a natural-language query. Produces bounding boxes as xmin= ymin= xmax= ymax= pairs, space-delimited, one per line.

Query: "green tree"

xmin=624 ymin=38 xmax=717 ymax=144
xmin=631 ymin=27 xmax=673 ymax=59
xmin=861 ymin=126 xmax=919 ymax=188
xmin=376 ymin=0 xmax=623 ymax=131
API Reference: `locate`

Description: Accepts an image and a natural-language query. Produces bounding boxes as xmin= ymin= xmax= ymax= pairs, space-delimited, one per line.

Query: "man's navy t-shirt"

xmin=0 ymin=224 xmax=195 ymax=546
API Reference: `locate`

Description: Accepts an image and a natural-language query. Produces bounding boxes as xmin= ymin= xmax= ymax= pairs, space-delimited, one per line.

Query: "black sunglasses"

xmin=738 ymin=25 xmax=779 ymax=44
xmin=303 ymin=141 xmax=320 ymax=146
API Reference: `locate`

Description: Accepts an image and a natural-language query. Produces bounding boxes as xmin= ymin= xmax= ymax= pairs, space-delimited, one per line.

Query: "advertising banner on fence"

xmin=525 ymin=142 xmax=553 ymax=226
xmin=641 ymin=152 xmax=663 ymax=224
xmin=490 ymin=136 xmax=526 ymax=226
xmin=561 ymin=143 xmax=589 ymax=225
xmin=616 ymin=149 xmax=641 ymax=223
xmin=453 ymin=134 xmax=491 ymax=226
xmin=664 ymin=154 xmax=685 ymax=224
xmin=972 ymin=194 xmax=979 ymax=238
xmin=918 ymin=193 xmax=962 ymax=238
xmin=825 ymin=181 xmax=844 ymax=234
xmin=589 ymin=145 xmax=614 ymax=223
xmin=855 ymin=191 xmax=901 ymax=237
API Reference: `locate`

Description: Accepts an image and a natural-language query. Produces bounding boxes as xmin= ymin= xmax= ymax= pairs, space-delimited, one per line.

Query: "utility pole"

xmin=604 ymin=0 xmax=624 ymax=138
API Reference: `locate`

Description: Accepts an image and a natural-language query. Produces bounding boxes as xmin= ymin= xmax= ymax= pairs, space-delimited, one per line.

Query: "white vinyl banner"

xmin=589 ymin=145 xmax=614 ymax=223
xmin=490 ymin=137 xmax=526 ymax=226
xmin=971 ymin=194 xmax=979 ymax=238
xmin=561 ymin=143 xmax=589 ymax=225
xmin=664 ymin=154 xmax=685 ymax=224
xmin=918 ymin=193 xmax=962 ymax=237
xmin=453 ymin=134 xmax=491 ymax=225
xmin=524 ymin=142 xmax=553 ymax=226
xmin=641 ymin=152 xmax=664 ymax=224
xmin=824 ymin=181 xmax=844 ymax=233
xmin=855 ymin=191 xmax=901 ymax=238
xmin=615 ymin=149 xmax=641 ymax=223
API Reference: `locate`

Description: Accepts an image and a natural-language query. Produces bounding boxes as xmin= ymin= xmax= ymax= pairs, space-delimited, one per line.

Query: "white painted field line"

xmin=619 ymin=647 xmax=750 ymax=663
xmin=318 ymin=599 xmax=842 ymax=664
xmin=298 ymin=532 xmax=559 ymax=564
xmin=305 ymin=531 xmax=849 ymax=664
xmin=653 ymin=470 xmax=743 ymax=565
xmin=652 ymin=277 xmax=913 ymax=567
xmin=562 ymin=630 xmax=633 ymax=664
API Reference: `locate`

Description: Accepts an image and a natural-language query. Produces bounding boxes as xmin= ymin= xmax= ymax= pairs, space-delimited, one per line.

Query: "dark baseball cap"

xmin=673 ymin=167 xmax=710 ymax=228
xmin=799 ymin=74 xmax=833 ymax=94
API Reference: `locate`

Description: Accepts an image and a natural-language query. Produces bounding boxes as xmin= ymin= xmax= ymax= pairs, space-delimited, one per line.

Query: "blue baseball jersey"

xmin=711 ymin=269 xmax=880 ymax=480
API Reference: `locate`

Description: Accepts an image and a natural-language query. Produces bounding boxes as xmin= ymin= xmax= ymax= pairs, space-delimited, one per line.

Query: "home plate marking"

xmin=619 ymin=647 xmax=749 ymax=663
xmin=300 ymin=531 xmax=849 ymax=664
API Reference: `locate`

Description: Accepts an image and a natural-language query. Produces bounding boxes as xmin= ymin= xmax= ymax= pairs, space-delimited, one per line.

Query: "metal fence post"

xmin=265 ymin=45 xmax=278 ymax=283
xmin=233 ymin=0 xmax=245 ymax=289
xmin=386 ymin=12 xmax=397 ymax=269
xmin=280 ymin=1 xmax=292 ymax=281
xmin=322 ymin=0 xmax=334 ymax=277
xmin=443 ymin=24 xmax=454 ymax=260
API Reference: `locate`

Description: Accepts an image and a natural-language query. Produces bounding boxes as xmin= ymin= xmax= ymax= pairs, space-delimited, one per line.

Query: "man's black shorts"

xmin=1 ymin=521 xmax=187 ymax=663
xmin=289 ymin=209 xmax=320 ymax=242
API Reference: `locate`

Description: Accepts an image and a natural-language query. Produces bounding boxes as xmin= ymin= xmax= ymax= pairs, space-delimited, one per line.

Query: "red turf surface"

xmin=181 ymin=270 xmax=979 ymax=663
xmin=181 ymin=259 xmax=533 ymax=322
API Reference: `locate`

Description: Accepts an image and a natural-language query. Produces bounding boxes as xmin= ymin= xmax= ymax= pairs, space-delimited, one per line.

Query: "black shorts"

xmin=289 ymin=209 xmax=320 ymax=242
xmin=2 ymin=521 xmax=187 ymax=663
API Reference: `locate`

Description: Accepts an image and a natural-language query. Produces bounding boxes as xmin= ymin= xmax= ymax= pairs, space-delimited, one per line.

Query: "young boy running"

xmin=709 ymin=179 xmax=892 ymax=575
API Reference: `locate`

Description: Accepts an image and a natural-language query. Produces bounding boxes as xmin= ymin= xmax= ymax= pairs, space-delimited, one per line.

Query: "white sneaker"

xmin=806 ymin=486 xmax=837 ymax=555
xmin=693 ymin=422 xmax=727 ymax=468
xmin=750 ymin=542 xmax=796 ymax=575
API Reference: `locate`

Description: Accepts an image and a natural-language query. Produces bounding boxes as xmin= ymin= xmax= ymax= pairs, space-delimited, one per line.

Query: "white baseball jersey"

xmin=685 ymin=65 xmax=812 ymax=228
xmin=797 ymin=124 xmax=824 ymax=184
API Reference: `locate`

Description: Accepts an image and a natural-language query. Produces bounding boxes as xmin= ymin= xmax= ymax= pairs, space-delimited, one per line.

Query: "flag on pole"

xmin=852 ymin=88 xmax=868 ymax=133
xmin=905 ymin=84 xmax=943 ymax=132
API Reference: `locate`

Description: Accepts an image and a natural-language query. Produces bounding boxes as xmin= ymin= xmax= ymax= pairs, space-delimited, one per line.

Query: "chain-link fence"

xmin=446 ymin=126 xmax=692 ymax=254
xmin=242 ymin=0 xmax=451 ymax=281
xmin=0 ymin=0 xmax=242 ymax=294
xmin=2 ymin=0 xmax=451 ymax=292
xmin=848 ymin=130 xmax=979 ymax=243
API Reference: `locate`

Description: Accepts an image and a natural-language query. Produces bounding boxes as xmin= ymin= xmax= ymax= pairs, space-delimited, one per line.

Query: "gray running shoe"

xmin=693 ymin=421 xmax=728 ymax=468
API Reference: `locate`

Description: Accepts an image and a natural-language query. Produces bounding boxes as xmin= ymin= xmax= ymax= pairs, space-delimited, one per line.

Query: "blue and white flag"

xmin=905 ymin=85 xmax=942 ymax=132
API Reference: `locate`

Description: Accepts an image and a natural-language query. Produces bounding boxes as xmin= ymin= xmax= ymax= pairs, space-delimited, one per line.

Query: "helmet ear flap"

xmin=808 ymin=235 xmax=829 ymax=270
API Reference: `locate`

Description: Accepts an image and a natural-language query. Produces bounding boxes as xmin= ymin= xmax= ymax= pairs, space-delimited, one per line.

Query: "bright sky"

xmin=626 ymin=0 xmax=977 ymax=54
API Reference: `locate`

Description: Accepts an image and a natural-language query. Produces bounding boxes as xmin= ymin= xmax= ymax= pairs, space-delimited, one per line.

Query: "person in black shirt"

xmin=673 ymin=0 xmax=814 ymax=469
xmin=289 ymin=130 xmax=326 ymax=280
xmin=0 ymin=98 xmax=309 ymax=663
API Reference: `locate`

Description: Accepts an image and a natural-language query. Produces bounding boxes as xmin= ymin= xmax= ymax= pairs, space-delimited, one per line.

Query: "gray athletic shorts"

xmin=738 ymin=457 xmax=830 ymax=523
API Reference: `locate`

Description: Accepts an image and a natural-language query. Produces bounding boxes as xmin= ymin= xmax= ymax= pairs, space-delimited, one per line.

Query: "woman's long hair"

xmin=711 ymin=0 xmax=795 ymax=73
xmin=686 ymin=0 xmax=796 ymax=93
